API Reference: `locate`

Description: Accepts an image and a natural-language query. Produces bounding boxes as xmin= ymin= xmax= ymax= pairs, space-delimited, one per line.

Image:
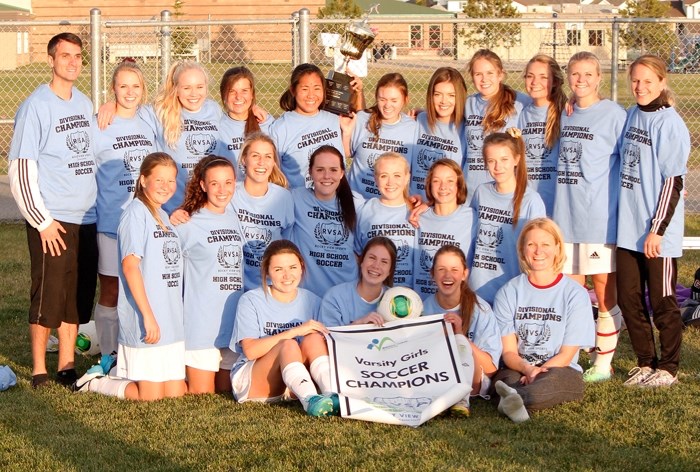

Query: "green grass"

xmin=1 ymin=220 xmax=700 ymax=471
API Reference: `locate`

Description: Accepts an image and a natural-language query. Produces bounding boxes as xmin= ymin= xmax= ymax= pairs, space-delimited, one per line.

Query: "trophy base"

xmin=325 ymin=70 xmax=354 ymax=116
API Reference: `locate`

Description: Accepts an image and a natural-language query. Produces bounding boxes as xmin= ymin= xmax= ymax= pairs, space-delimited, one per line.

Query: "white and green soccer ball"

xmin=377 ymin=286 xmax=423 ymax=322
xmin=75 ymin=320 xmax=100 ymax=356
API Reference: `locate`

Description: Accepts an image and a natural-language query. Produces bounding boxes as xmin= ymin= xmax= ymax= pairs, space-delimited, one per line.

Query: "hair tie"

xmin=506 ymin=127 xmax=522 ymax=139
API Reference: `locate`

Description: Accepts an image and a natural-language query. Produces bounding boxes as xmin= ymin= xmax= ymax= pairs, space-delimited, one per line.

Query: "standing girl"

xmin=291 ymin=145 xmax=360 ymax=297
xmin=355 ymin=152 xmax=417 ymax=287
xmin=518 ymin=55 xmax=566 ymax=215
xmin=468 ymin=129 xmax=545 ymax=304
xmin=345 ymin=73 xmax=418 ymax=199
xmin=413 ymin=159 xmax=476 ymax=299
xmin=463 ymin=49 xmax=531 ymax=203
xmin=270 ymin=64 xmax=344 ymax=188
xmin=552 ymin=52 xmax=626 ymax=382
xmin=93 ymin=60 xmax=157 ymax=356
xmin=411 ymin=67 xmax=468 ymax=196
xmin=216 ymin=66 xmax=273 ymax=180
xmin=176 ymin=156 xmax=245 ymax=393
xmin=230 ymin=240 xmax=338 ymax=416
xmin=617 ymin=55 xmax=690 ymax=387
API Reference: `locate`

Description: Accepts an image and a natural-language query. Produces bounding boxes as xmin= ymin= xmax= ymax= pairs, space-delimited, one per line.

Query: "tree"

xmin=461 ymin=0 xmax=521 ymax=50
xmin=318 ymin=0 xmax=362 ymax=20
xmin=620 ymin=0 xmax=678 ymax=60
xmin=171 ymin=0 xmax=196 ymax=57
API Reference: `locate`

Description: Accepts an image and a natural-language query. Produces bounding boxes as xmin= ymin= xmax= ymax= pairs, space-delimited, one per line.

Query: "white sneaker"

xmin=623 ymin=366 xmax=655 ymax=387
xmin=640 ymin=369 xmax=678 ymax=388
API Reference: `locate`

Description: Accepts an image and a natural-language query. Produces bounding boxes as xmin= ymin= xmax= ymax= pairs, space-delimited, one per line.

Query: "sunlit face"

xmin=430 ymin=164 xmax=459 ymax=206
xmin=294 ymin=73 xmax=324 ymax=116
xmin=176 ymin=68 xmax=207 ymax=112
xmin=360 ymin=244 xmax=392 ymax=287
xmin=630 ymin=64 xmax=666 ymax=107
xmin=140 ymin=164 xmax=177 ymax=207
xmin=432 ymin=252 xmax=468 ymax=300
xmin=377 ymin=85 xmax=407 ymax=123
xmin=567 ymin=59 xmax=601 ymax=103
xmin=471 ymin=58 xmax=504 ymax=99
xmin=525 ymin=61 xmax=553 ymax=106
xmin=310 ymin=151 xmax=344 ymax=201
xmin=268 ymin=252 xmax=303 ymax=298
xmin=243 ymin=140 xmax=276 ymax=185
xmin=225 ymin=77 xmax=254 ymax=120
xmin=376 ymin=158 xmax=409 ymax=205
xmin=523 ymin=227 xmax=558 ymax=273
xmin=114 ymin=70 xmax=143 ymax=113
xmin=201 ymin=165 xmax=235 ymax=213
xmin=432 ymin=81 xmax=456 ymax=122
xmin=49 ymin=40 xmax=82 ymax=85
xmin=485 ymin=143 xmax=519 ymax=186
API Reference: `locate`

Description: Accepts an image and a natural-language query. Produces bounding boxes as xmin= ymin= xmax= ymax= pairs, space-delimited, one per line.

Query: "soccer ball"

xmin=75 ymin=320 xmax=100 ymax=356
xmin=377 ymin=286 xmax=423 ymax=322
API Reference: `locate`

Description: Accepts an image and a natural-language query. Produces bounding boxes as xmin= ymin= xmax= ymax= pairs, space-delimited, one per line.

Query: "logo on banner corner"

xmin=367 ymin=337 xmax=396 ymax=351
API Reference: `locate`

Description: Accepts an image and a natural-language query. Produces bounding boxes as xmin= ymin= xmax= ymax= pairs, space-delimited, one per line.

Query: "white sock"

xmin=88 ymin=376 xmax=133 ymax=399
xmin=495 ymin=380 xmax=529 ymax=423
xmin=592 ymin=305 xmax=622 ymax=373
xmin=94 ymin=304 xmax=119 ymax=355
xmin=309 ymin=356 xmax=333 ymax=394
xmin=454 ymin=334 xmax=474 ymax=399
xmin=281 ymin=361 xmax=318 ymax=410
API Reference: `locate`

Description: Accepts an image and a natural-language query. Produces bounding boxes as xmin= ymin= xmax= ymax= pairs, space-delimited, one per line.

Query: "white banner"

xmin=325 ymin=314 xmax=470 ymax=427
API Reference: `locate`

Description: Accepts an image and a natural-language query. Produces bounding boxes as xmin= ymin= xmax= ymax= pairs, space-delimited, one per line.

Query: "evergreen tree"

xmin=620 ymin=0 xmax=677 ymax=60
xmin=461 ymin=0 xmax=521 ymax=50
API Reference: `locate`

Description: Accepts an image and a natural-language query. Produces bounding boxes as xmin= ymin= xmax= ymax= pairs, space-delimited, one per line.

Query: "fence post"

xmin=90 ymin=8 xmax=101 ymax=110
xmin=299 ymin=8 xmax=310 ymax=65
xmin=611 ymin=18 xmax=620 ymax=102
xmin=291 ymin=10 xmax=299 ymax=67
xmin=161 ymin=10 xmax=172 ymax=86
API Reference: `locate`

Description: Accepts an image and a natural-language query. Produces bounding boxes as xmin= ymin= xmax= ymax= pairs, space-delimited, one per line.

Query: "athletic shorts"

xmin=97 ymin=233 xmax=119 ymax=277
xmin=185 ymin=347 xmax=239 ymax=372
xmin=27 ymin=221 xmax=97 ymax=328
xmin=564 ymin=243 xmax=616 ymax=275
xmin=116 ymin=341 xmax=185 ymax=382
xmin=230 ymin=359 xmax=291 ymax=403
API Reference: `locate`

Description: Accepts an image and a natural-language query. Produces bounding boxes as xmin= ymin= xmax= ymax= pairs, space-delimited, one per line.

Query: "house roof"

xmin=0 ymin=2 xmax=29 ymax=12
xmin=353 ymin=0 xmax=456 ymax=16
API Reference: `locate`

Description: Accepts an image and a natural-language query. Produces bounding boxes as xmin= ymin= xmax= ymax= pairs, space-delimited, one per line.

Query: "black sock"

xmin=56 ymin=368 xmax=77 ymax=386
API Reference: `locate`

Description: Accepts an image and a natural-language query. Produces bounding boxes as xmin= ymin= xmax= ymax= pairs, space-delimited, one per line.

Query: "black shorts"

xmin=27 ymin=221 xmax=97 ymax=328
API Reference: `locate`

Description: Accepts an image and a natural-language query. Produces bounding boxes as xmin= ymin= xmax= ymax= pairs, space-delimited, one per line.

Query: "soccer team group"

xmin=8 ymin=31 xmax=688 ymax=422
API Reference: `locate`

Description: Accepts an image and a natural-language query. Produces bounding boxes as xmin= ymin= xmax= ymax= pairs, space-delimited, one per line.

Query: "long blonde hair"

xmin=154 ymin=61 xmax=209 ymax=149
xmin=239 ymin=132 xmax=288 ymax=189
xmin=524 ymin=55 xmax=566 ymax=149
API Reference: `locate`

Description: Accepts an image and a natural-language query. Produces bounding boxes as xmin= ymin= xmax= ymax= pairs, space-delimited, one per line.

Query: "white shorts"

xmin=185 ymin=347 xmax=239 ymax=372
xmin=564 ymin=243 xmax=616 ymax=275
xmin=230 ymin=359 xmax=291 ymax=403
xmin=97 ymin=233 xmax=119 ymax=277
xmin=116 ymin=341 xmax=185 ymax=382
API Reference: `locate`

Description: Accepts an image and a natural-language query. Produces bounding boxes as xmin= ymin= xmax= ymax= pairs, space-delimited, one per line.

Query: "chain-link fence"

xmin=1 ymin=10 xmax=699 ymax=210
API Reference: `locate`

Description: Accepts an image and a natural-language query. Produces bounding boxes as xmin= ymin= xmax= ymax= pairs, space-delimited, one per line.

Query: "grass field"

xmin=1 ymin=221 xmax=700 ymax=472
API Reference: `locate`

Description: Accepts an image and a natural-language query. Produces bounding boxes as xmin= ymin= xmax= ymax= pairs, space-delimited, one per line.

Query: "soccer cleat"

xmin=328 ymin=393 xmax=341 ymax=416
xmin=32 ymin=373 xmax=49 ymax=389
xmin=640 ymin=369 xmax=678 ymax=388
xmin=99 ymin=352 xmax=118 ymax=376
xmin=56 ymin=368 xmax=78 ymax=387
xmin=449 ymin=398 xmax=471 ymax=417
xmin=71 ymin=364 xmax=106 ymax=393
xmin=623 ymin=366 xmax=655 ymax=387
xmin=305 ymin=394 xmax=338 ymax=417
xmin=583 ymin=365 xmax=613 ymax=383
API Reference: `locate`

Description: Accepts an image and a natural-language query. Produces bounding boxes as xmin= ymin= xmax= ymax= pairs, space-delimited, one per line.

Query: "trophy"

xmin=325 ymin=7 xmax=378 ymax=115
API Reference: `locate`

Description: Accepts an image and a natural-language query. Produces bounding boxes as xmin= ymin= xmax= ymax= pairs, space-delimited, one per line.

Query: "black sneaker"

xmin=56 ymin=368 xmax=78 ymax=387
xmin=32 ymin=373 xmax=49 ymax=389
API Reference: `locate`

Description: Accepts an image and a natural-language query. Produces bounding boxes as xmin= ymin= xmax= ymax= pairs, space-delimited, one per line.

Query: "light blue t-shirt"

xmin=9 ymin=84 xmax=96 ymax=224
xmin=269 ymin=110 xmax=343 ymax=189
xmin=422 ymin=294 xmax=502 ymax=364
xmin=468 ymin=183 xmax=546 ymax=304
xmin=291 ymin=187 xmax=359 ymax=297
xmin=413 ymin=205 xmax=476 ymax=300
xmin=410 ymin=112 xmax=466 ymax=196
xmin=518 ymin=103 xmax=558 ymax=216
xmin=319 ymin=280 xmax=384 ymax=327
xmin=355 ymin=198 xmax=417 ymax=287
xmin=493 ymin=274 xmax=594 ymax=372
xmin=347 ymin=111 xmax=418 ymax=199
xmin=94 ymin=113 xmax=157 ymax=237
xmin=552 ymin=99 xmax=625 ymax=244
xmin=117 ymin=199 xmax=184 ymax=348
xmin=176 ymin=207 xmax=245 ymax=350
xmin=617 ymin=106 xmax=690 ymax=257
xmin=230 ymin=287 xmax=321 ymax=375
xmin=231 ymin=182 xmax=294 ymax=290
xmin=215 ymin=113 xmax=274 ymax=181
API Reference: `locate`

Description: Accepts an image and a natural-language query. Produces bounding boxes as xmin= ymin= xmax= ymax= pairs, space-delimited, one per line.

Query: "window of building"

xmin=567 ymin=29 xmax=581 ymax=46
xmin=429 ymin=25 xmax=441 ymax=49
xmin=411 ymin=25 xmax=422 ymax=48
xmin=589 ymin=30 xmax=604 ymax=47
